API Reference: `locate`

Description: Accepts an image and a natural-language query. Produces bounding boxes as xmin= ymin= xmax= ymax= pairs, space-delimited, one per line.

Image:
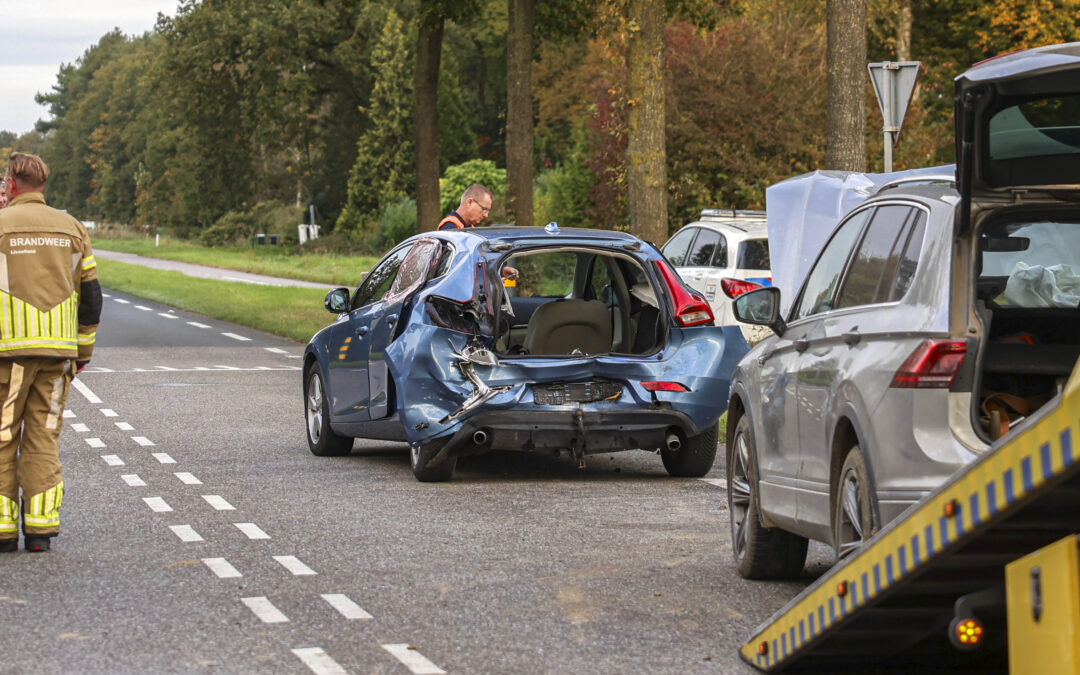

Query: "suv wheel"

xmin=728 ymin=415 xmax=808 ymax=579
xmin=833 ymin=447 xmax=876 ymax=559
xmin=410 ymin=437 xmax=457 ymax=482
xmin=661 ymin=425 xmax=718 ymax=477
xmin=305 ymin=366 xmax=353 ymax=457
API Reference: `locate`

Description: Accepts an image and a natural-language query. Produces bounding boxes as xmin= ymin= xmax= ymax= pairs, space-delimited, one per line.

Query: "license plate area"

xmin=533 ymin=379 xmax=622 ymax=405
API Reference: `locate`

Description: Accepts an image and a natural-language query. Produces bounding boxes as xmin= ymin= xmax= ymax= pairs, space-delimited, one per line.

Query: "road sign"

xmin=868 ymin=61 xmax=921 ymax=172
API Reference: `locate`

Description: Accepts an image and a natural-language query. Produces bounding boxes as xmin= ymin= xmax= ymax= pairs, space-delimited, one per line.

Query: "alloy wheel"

xmin=306 ymin=372 xmax=323 ymax=444
xmin=836 ymin=468 xmax=864 ymax=558
xmin=729 ymin=429 xmax=753 ymax=561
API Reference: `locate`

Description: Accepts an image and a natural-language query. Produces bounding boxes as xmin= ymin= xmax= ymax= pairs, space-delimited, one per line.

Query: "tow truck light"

xmin=890 ymin=339 xmax=967 ymax=389
xmin=952 ymin=618 xmax=984 ymax=648
xmin=720 ymin=277 xmax=762 ymax=299
xmin=641 ymin=381 xmax=690 ymax=392
xmin=654 ymin=259 xmax=715 ymax=327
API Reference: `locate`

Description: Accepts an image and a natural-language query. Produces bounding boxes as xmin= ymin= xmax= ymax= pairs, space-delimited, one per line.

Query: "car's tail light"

xmin=653 ymin=260 xmax=715 ymax=327
xmin=641 ymin=381 xmax=690 ymax=392
xmin=720 ymin=277 xmax=762 ymax=299
xmin=890 ymin=339 xmax=967 ymax=388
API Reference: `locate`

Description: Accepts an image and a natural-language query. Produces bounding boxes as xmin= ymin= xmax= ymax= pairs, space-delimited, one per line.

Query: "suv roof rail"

xmin=699 ymin=208 xmax=766 ymax=220
xmin=874 ymin=174 xmax=956 ymax=194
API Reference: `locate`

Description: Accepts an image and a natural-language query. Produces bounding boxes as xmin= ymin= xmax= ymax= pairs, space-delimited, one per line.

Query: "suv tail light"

xmin=720 ymin=277 xmax=762 ymax=299
xmin=890 ymin=339 xmax=967 ymax=389
xmin=654 ymin=259 xmax=715 ymax=327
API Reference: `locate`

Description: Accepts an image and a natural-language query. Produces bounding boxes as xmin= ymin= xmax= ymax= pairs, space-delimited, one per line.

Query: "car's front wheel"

xmin=833 ymin=446 xmax=876 ymax=559
xmin=305 ymin=365 xmax=353 ymax=457
xmin=728 ymin=414 xmax=808 ymax=579
xmin=410 ymin=437 xmax=457 ymax=482
xmin=660 ymin=425 xmax=718 ymax=477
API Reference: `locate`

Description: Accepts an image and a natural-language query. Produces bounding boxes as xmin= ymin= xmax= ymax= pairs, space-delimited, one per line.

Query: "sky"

xmin=0 ymin=0 xmax=181 ymax=135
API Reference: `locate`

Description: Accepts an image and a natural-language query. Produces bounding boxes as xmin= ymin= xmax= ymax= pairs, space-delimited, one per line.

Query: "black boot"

xmin=0 ymin=540 xmax=16 ymax=553
xmin=23 ymin=535 xmax=50 ymax=552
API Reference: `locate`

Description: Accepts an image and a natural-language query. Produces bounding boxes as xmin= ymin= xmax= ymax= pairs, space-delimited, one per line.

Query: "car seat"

xmin=523 ymin=299 xmax=612 ymax=355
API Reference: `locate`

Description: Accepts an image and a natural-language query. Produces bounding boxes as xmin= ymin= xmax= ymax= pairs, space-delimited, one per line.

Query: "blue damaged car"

xmin=303 ymin=224 xmax=749 ymax=481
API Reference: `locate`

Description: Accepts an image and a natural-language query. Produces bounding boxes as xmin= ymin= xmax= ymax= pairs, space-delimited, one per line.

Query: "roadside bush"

xmin=200 ymin=211 xmax=255 ymax=247
xmin=370 ymin=196 xmax=417 ymax=251
xmin=298 ymin=232 xmax=359 ymax=255
xmin=198 ymin=201 xmax=304 ymax=247
xmin=534 ymin=159 xmax=597 ymax=230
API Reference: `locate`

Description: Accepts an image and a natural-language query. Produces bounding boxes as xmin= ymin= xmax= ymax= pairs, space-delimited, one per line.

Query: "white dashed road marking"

xmin=265 ymin=347 xmax=290 ymax=355
xmin=292 ymin=647 xmax=348 ymax=675
xmin=234 ymin=523 xmax=269 ymax=540
xmin=241 ymin=596 xmax=289 ymax=624
xmin=273 ymin=555 xmax=316 ymax=576
xmin=135 ymin=305 xmax=152 ymax=312
xmin=102 ymin=455 xmax=124 ymax=466
xmin=382 ymin=644 xmax=446 ymax=675
xmin=120 ymin=474 xmax=146 ymax=487
xmin=203 ymin=558 xmax=242 ymax=579
xmin=203 ymin=495 xmax=235 ymax=511
xmin=152 ymin=453 xmax=176 ymax=464
xmin=221 ymin=333 xmax=251 ymax=342
xmin=100 ymin=409 xmax=118 ymax=417
xmin=158 ymin=313 xmax=178 ymax=320
xmin=132 ymin=436 xmax=155 ymax=446
xmin=698 ymin=478 xmax=728 ymax=489
xmin=63 ymin=410 xmax=76 ymax=419
xmin=115 ymin=422 xmax=134 ymax=431
xmin=170 ymin=525 xmax=204 ymax=543
xmin=70 ymin=423 xmax=89 ymax=433
xmin=322 ymin=594 xmax=372 ymax=620
xmin=85 ymin=438 xmax=106 ymax=448
xmin=72 ymin=379 xmax=101 ymax=403
xmin=143 ymin=497 xmax=172 ymax=513
xmin=187 ymin=321 xmax=211 ymax=329
xmin=174 ymin=472 xmax=202 ymax=485
xmin=114 ymin=298 xmax=129 ymax=304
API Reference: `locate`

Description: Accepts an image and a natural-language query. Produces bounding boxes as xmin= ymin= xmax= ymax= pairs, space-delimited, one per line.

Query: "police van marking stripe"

xmin=743 ymin=376 xmax=1080 ymax=669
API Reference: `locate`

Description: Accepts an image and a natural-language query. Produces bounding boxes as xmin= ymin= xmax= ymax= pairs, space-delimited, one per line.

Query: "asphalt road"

xmin=6 ymin=287 xmax=834 ymax=674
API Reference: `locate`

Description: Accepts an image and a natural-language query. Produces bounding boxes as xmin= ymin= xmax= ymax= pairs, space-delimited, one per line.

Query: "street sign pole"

xmin=868 ymin=61 xmax=920 ymax=173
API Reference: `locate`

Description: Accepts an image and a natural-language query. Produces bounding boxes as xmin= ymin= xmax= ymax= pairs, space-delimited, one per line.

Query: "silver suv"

xmin=725 ymin=42 xmax=1080 ymax=579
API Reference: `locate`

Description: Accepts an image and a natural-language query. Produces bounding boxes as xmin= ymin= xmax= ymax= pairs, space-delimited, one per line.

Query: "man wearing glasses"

xmin=437 ymin=183 xmax=493 ymax=230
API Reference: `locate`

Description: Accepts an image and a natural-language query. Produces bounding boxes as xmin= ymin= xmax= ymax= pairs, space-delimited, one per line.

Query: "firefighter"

xmin=0 ymin=152 xmax=101 ymax=553
xmin=437 ymin=183 xmax=493 ymax=230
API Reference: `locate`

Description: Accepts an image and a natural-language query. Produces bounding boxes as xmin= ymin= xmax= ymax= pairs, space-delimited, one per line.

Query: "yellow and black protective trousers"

xmin=0 ymin=358 xmax=72 ymax=541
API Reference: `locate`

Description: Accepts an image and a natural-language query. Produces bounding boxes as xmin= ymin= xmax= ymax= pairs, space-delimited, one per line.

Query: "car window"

xmin=386 ymin=239 xmax=440 ymax=302
xmin=790 ymin=209 xmax=868 ymax=321
xmin=687 ymin=229 xmax=722 ymax=267
xmin=587 ymin=255 xmax=612 ymax=302
xmin=514 ymin=251 xmax=576 ymax=298
xmin=431 ymin=242 xmax=455 ymax=279
xmin=662 ymin=228 xmax=696 ymax=266
xmin=835 ymin=206 xmax=913 ymax=309
xmin=352 ymin=244 xmax=413 ymax=310
xmin=737 ymin=238 xmax=770 ymax=271
xmin=888 ymin=211 xmax=926 ymax=302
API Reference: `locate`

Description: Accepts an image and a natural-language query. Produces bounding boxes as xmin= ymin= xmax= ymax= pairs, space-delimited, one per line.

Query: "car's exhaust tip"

xmin=666 ymin=433 xmax=681 ymax=452
xmin=473 ymin=429 xmax=490 ymax=446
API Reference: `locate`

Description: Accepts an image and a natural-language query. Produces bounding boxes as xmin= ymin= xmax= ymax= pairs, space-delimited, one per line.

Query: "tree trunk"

xmin=896 ymin=0 xmax=912 ymax=62
xmin=506 ymin=0 xmax=534 ymax=228
xmin=627 ymin=0 xmax=667 ymax=244
xmin=414 ymin=16 xmax=443 ymax=232
xmin=825 ymin=0 xmax=866 ymax=171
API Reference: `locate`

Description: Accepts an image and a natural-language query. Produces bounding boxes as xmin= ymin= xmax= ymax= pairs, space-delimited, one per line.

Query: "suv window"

xmin=686 ymin=229 xmax=725 ymax=267
xmin=888 ymin=211 xmax=926 ymax=302
xmin=835 ymin=205 xmax=914 ymax=309
xmin=791 ymin=209 xmax=868 ymax=321
xmin=737 ymin=238 xmax=769 ymax=270
xmin=352 ymin=244 xmax=413 ymax=310
xmin=662 ymin=228 xmax=696 ymax=266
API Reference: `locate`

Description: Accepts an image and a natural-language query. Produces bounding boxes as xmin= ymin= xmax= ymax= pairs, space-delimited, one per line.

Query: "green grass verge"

xmin=95 ymin=238 xmax=376 ymax=287
xmin=98 ymin=259 xmax=333 ymax=344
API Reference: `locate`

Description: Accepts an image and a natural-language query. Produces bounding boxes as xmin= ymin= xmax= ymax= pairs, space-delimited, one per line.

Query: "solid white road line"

xmin=203 ymin=495 xmax=235 ymax=511
xmin=241 ymin=596 xmax=289 ymax=624
xmin=221 ymin=333 xmax=252 ymax=342
xmin=187 ymin=321 xmax=211 ymax=329
xmin=158 ymin=313 xmax=178 ymax=320
xmin=135 ymin=305 xmax=152 ymax=312
xmin=115 ymin=422 xmax=134 ymax=431
xmin=202 ymin=558 xmax=242 ymax=579
xmin=169 ymin=525 xmax=204 ymax=542
xmin=70 ymin=423 xmax=89 ymax=433
xmin=213 ymin=365 xmax=240 ymax=370
xmin=381 ymin=644 xmax=446 ymax=675
xmin=234 ymin=523 xmax=269 ymax=540
xmin=63 ymin=410 xmax=76 ymax=419
xmin=321 ymin=594 xmax=372 ymax=620
xmin=100 ymin=408 xmax=118 ymax=417
xmin=72 ymin=378 xmax=101 ymax=403
xmin=132 ymin=436 xmax=155 ymax=446
xmin=152 ymin=453 xmax=177 ymax=464
xmin=101 ymin=455 xmax=124 ymax=466
xmin=85 ymin=438 xmax=106 ymax=448
xmin=698 ymin=478 xmax=728 ymax=489
xmin=273 ymin=555 xmax=316 ymax=576
xmin=155 ymin=366 xmax=178 ymax=371
xmin=174 ymin=472 xmax=202 ymax=485
xmin=292 ymin=648 xmax=348 ymax=675
xmin=120 ymin=474 xmax=146 ymax=487
xmin=143 ymin=497 xmax=172 ymax=513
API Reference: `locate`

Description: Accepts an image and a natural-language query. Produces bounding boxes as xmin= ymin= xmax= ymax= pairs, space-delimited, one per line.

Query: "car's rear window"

xmin=987 ymin=94 xmax=1080 ymax=187
xmin=737 ymin=238 xmax=770 ymax=271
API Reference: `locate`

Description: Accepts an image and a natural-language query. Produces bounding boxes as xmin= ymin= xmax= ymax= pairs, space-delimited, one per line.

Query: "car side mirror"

xmin=733 ymin=287 xmax=785 ymax=337
xmin=324 ymin=287 xmax=350 ymax=314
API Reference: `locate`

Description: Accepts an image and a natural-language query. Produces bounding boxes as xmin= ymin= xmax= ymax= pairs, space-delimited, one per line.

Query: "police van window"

xmin=662 ymin=228 xmax=696 ymax=266
xmin=710 ymin=233 xmax=729 ymax=268
xmin=352 ymin=244 xmax=413 ymax=310
xmin=791 ymin=209 xmax=869 ymax=320
xmin=835 ymin=205 xmax=914 ymax=309
xmin=737 ymin=238 xmax=770 ymax=271
xmin=687 ymin=229 xmax=722 ymax=267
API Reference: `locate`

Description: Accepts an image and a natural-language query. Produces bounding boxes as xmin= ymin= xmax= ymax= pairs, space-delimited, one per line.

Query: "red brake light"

xmin=653 ymin=260 xmax=715 ymax=327
xmin=891 ymin=339 xmax=967 ymax=389
xmin=720 ymin=277 xmax=762 ymax=299
xmin=641 ymin=381 xmax=690 ymax=392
